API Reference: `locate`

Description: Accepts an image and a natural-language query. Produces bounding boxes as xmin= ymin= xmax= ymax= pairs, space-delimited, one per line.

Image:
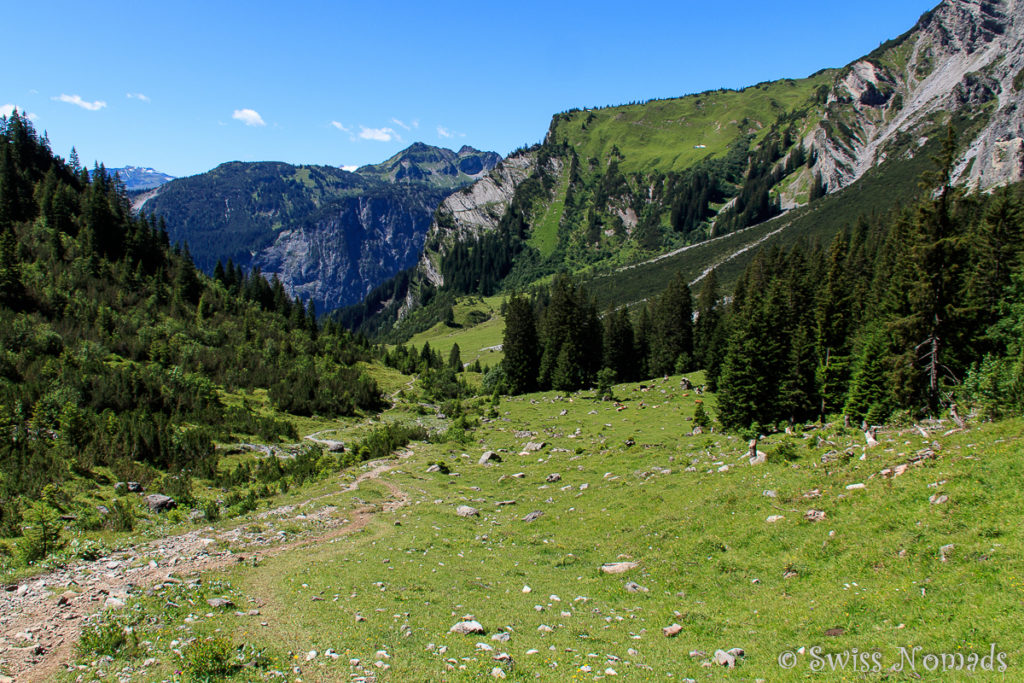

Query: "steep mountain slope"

xmin=343 ymin=0 xmax=1020 ymax=340
xmin=139 ymin=144 xmax=500 ymax=314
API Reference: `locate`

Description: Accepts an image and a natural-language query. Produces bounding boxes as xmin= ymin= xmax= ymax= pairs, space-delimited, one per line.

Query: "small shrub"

xmin=78 ymin=618 xmax=138 ymax=657
xmin=204 ymin=500 xmax=220 ymax=522
xmin=767 ymin=438 xmax=801 ymax=464
xmin=17 ymin=502 xmax=65 ymax=564
xmin=73 ymin=507 xmax=103 ymax=532
xmin=181 ymin=636 xmax=237 ymax=680
xmin=107 ymin=498 xmax=135 ymax=533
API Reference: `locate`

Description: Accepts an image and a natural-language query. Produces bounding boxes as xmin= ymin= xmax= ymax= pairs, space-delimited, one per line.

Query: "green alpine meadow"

xmin=2 ymin=0 xmax=1024 ymax=680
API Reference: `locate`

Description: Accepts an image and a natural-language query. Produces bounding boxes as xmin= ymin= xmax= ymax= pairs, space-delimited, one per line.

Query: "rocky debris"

xmin=663 ymin=623 xmax=683 ymax=637
xmin=804 ymin=509 xmax=827 ymax=522
xmin=712 ymin=647 xmax=744 ymax=668
xmin=522 ymin=511 xmax=544 ymax=523
xmin=763 ymin=490 xmax=777 ymax=498
xmin=940 ymin=543 xmax=955 ymax=562
xmin=864 ymin=428 xmax=879 ymax=448
xmin=600 ymin=562 xmax=639 ymax=574
xmin=479 ymin=451 xmax=501 ymax=465
xmin=145 ymin=494 xmax=176 ymax=513
xmin=491 ymin=632 xmax=510 ymax=642
xmin=513 ymin=430 xmax=535 ymax=439
xmin=845 ymin=483 xmax=866 ymax=490
xmin=523 ymin=442 xmax=546 ymax=452
xmin=206 ymin=597 xmax=234 ymax=609
xmin=456 ymin=505 xmax=480 ymax=517
xmin=491 ymin=666 xmax=507 ymax=678
xmin=426 ymin=464 xmax=442 ymax=472
xmin=450 ymin=619 xmax=485 ymax=635
xmin=545 ymin=473 xmax=561 ymax=483
xmin=748 ymin=439 xmax=767 ymax=465
xmin=766 ymin=515 xmax=785 ymax=524
xmin=624 ymin=581 xmax=648 ymax=593
xmin=930 ymin=494 xmax=949 ymax=505
xmin=803 ymin=488 xmax=822 ymax=499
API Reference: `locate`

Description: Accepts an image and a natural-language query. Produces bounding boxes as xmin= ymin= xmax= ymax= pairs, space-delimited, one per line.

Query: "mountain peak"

xmin=355 ymin=143 xmax=501 ymax=188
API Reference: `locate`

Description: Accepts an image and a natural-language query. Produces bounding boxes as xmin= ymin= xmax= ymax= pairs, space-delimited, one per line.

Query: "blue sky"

xmin=5 ymin=0 xmax=937 ymax=178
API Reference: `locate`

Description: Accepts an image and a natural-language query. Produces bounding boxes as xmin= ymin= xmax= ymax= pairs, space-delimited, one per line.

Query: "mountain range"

xmin=137 ymin=144 xmax=500 ymax=314
xmin=340 ymin=0 xmax=1024 ymax=338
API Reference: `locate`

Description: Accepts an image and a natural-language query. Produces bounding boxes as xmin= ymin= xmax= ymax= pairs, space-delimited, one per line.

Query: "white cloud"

xmin=412 ymin=119 xmax=420 ymax=129
xmin=341 ymin=165 xmax=358 ymax=172
xmin=391 ymin=118 xmax=411 ymax=131
xmin=358 ymin=126 xmax=399 ymax=142
xmin=437 ymin=125 xmax=453 ymax=139
xmin=54 ymin=94 xmax=107 ymax=111
xmin=1 ymin=104 xmax=37 ymax=120
xmin=330 ymin=120 xmax=351 ymax=133
xmin=232 ymin=108 xmax=266 ymax=127
xmin=126 ymin=92 xmax=150 ymax=102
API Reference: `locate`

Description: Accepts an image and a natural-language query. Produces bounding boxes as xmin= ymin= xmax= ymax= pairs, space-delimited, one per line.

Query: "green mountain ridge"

xmin=341 ymin=0 xmax=1024 ymax=341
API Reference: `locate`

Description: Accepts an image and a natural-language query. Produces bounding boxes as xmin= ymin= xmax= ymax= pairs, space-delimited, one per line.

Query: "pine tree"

xmin=693 ymin=269 xmax=719 ymax=371
xmin=502 ymin=294 xmax=540 ymax=394
xmin=649 ymin=273 xmax=694 ymax=375
xmin=448 ymin=343 xmax=462 ymax=372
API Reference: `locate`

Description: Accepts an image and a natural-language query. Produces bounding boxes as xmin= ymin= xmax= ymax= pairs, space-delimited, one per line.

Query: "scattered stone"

xmin=450 ymin=620 xmax=486 ymax=635
xmin=104 ymin=597 xmax=125 ymax=609
xmin=526 ymin=649 xmax=540 ymax=655
xmin=537 ymin=624 xmax=553 ymax=633
xmin=624 ymin=581 xmax=648 ymax=593
xmin=546 ymin=473 xmax=561 ymax=483
xmin=127 ymin=481 xmax=143 ymax=493
xmin=762 ymin=490 xmax=777 ymax=498
xmin=663 ymin=624 xmax=683 ymax=637
xmin=492 ymin=632 xmax=511 ymax=643
xmin=845 ymin=483 xmax=866 ymax=490
xmin=600 ymin=561 xmax=639 ymax=574
xmin=717 ymin=464 xmax=730 ymax=472
xmin=456 ymin=505 xmax=480 ymax=517
xmin=803 ymin=488 xmax=822 ymax=499
xmin=496 ymin=500 xmax=516 ymax=506
xmin=426 ymin=464 xmax=441 ymax=473
xmin=523 ymin=442 xmax=546 ymax=452
xmin=491 ymin=667 xmax=507 ymax=679
xmin=929 ymin=494 xmax=949 ymax=505
xmin=825 ymin=627 xmax=845 ymax=637
xmin=145 ymin=494 xmax=176 ymax=513
xmin=940 ymin=543 xmax=955 ymax=562
xmin=522 ymin=585 xmax=532 ymax=593
xmin=522 ymin=511 xmax=544 ymax=523
xmin=713 ymin=649 xmax=736 ymax=668
xmin=206 ymin=597 xmax=234 ymax=609
xmin=355 ymin=613 xmax=366 ymax=622
xmin=305 ymin=650 xmax=318 ymax=661
xmin=804 ymin=509 xmax=826 ymax=522
xmin=766 ymin=515 xmax=785 ymax=524
xmin=479 ymin=451 xmax=501 ymax=465
xmin=511 ymin=472 xmax=526 ymax=479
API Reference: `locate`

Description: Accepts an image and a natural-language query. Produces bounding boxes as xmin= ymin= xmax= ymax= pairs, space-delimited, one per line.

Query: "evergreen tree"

xmin=649 ymin=273 xmax=694 ymax=375
xmin=502 ymin=294 xmax=540 ymax=394
xmin=693 ymin=269 xmax=719 ymax=371
xmin=448 ymin=343 xmax=462 ymax=372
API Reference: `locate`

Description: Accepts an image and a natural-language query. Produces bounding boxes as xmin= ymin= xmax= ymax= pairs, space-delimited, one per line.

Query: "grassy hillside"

xmin=550 ymin=72 xmax=833 ymax=175
xmin=54 ymin=375 xmax=1024 ymax=681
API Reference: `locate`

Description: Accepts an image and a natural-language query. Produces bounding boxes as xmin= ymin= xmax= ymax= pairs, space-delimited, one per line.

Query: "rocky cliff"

xmin=809 ymin=0 xmax=1024 ymax=192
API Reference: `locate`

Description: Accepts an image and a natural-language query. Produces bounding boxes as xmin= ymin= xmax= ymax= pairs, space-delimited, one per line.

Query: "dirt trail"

xmin=0 ymin=450 xmax=414 ymax=682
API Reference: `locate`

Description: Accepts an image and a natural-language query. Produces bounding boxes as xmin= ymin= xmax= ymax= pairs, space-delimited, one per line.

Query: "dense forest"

xmin=0 ymin=111 xmax=383 ymax=537
xmin=500 ymin=132 xmax=1024 ymax=429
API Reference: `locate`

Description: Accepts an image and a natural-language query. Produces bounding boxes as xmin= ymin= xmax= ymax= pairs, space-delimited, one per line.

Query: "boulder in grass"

xmin=600 ymin=561 xmax=639 ymax=574
xmin=449 ymin=620 xmax=485 ymax=635
xmin=456 ymin=506 xmax=480 ymax=517
xmin=146 ymin=494 xmax=176 ymax=513
xmin=479 ymin=452 xmax=501 ymax=465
